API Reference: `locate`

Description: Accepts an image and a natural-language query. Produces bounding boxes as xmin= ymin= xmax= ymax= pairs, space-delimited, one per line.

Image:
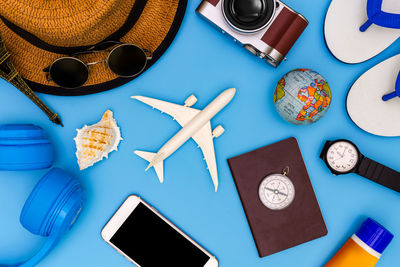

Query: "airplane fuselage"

xmin=152 ymin=88 xmax=236 ymax=165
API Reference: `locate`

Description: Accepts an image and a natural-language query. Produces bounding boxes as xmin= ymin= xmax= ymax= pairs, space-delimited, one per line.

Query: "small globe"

xmin=274 ymin=69 xmax=332 ymax=125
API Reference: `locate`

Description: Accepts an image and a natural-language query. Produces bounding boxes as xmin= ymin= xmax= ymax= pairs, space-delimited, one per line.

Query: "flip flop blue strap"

xmin=382 ymin=71 xmax=400 ymax=101
xmin=360 ymin=0 xmax=400 ymax=32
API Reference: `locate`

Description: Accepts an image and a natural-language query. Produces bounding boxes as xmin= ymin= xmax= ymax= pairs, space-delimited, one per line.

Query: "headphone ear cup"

xmin=20 ymin=168 xmax=78 ymax=236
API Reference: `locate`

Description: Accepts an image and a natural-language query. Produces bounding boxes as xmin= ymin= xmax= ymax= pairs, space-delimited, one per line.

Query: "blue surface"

xmin=1 ymin=0 xmax=400 ymax=266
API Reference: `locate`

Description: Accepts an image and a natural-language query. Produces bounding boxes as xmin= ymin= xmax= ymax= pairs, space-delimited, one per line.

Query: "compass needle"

xmin=259 ymin=171 xmax=295 ymax=210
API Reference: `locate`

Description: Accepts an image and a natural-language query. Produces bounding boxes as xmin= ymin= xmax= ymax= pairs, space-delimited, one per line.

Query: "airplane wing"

xmin=192 ymin=122 xmax=219 ymax=192
xmin=132 ymin=95 xmax=219 ymax=191
xmin=131 ymin=96 xmax=200 ymax=127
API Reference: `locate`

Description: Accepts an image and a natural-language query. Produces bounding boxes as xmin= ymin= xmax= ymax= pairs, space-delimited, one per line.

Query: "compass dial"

xmin=258 ymin=174 xmax=295 ymax=210
xmin=326 ymin=141 xmax=359 ymax=173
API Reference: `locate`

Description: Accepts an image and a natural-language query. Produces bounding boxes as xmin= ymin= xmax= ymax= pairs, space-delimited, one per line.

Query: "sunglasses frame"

xmin=47 ymin=57 xmax=90 ymax=89
xmin=45 ymin=42 xmax=153 ymax=89
xmin=107 ymin=44 xmax=152 ymax=78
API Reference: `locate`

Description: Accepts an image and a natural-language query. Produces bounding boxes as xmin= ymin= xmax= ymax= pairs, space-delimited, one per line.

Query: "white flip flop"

xmin=347 ymin=54 xmax=400 ymax=136
xmin=324 ymin=0 xmax=400 ymax=64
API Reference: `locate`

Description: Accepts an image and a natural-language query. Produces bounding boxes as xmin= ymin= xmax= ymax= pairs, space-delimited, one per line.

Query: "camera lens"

xmin=223 ymin=0 xmax=276 ymax=32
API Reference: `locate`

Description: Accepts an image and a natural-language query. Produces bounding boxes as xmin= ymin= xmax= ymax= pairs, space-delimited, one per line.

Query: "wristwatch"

xmin=320 ymin=139 xmax=400 ymax=193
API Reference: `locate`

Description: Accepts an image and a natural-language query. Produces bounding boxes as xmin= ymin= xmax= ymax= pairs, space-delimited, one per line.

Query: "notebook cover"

xmin=227 ymin=137 xmax=327 ymax=257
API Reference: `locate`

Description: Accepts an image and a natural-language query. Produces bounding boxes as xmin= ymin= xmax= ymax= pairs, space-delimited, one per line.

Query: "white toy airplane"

xmin=131 ymin=88 xmax=236 ymax=192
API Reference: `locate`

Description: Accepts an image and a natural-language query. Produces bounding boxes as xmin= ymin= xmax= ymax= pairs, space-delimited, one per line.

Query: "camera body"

xmin=196 ymin=0 xmax=308 ymax=67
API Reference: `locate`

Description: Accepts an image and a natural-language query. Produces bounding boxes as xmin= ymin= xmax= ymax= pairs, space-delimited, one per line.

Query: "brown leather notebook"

xmin=227 ymin=137 xmax=327 ymax=258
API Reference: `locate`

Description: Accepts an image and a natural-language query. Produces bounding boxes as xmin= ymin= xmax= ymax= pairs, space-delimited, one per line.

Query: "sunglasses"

xmin=43 ymin=41 xmax=152 ymax=89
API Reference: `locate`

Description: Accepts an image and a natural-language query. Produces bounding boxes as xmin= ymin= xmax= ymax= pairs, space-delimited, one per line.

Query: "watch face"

xmin=326 ymin=141 xmax=359 ymax=173
xmin=258 ymin=174 xmax=295 ymax=210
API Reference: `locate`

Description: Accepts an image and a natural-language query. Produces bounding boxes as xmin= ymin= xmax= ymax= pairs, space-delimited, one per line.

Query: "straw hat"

xmin=0 ymin=0 xmax=187 ymax=96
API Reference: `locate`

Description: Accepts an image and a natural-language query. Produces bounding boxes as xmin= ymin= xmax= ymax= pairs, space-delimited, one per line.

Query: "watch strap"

xmin=357 ymin=157 xmax=400 ymax=193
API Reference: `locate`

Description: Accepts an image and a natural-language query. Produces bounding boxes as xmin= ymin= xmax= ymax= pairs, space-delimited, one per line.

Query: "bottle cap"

xmin=356 ymin=218 xmax=394 ymax=254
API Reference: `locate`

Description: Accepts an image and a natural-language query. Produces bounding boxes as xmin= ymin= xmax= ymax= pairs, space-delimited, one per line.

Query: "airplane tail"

xmin=134 ymin=150 xmax=164 ymax=183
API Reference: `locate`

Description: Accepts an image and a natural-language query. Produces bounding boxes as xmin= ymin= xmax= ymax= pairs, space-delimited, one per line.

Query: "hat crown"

xmin=0 ymin=0 xmax=185 ymax=96
xmin=0 ymin=0 xmax=135 ymax=48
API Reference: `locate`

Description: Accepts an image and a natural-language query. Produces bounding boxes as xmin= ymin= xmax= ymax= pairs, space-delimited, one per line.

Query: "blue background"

xmin=1 ymin=0 xmax=400 ymax=266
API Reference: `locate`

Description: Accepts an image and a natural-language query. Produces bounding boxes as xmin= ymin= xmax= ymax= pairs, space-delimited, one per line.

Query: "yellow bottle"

xmin=325 ymin=218 xmax=393 ymax=267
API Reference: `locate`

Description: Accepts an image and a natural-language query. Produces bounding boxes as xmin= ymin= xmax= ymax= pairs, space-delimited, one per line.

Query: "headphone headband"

xmin=2 ymin=168 xmax=85 ymax=267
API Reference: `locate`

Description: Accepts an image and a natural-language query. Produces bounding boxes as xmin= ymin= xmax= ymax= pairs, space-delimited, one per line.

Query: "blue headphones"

xmin=0 ymin=124 xmax=85 ymax=267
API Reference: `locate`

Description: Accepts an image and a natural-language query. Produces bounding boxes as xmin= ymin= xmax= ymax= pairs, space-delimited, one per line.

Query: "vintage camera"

xmin=196 ymin=0 xmax=308 ymax=67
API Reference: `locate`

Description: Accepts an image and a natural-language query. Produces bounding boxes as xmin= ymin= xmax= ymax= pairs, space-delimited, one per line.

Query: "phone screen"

xmin=110 ymin=202 xmax=211 ymax=267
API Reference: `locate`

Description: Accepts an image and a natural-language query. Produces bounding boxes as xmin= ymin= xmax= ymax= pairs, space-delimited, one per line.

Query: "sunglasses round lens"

xmin=108 ymin=45 xmax=147 ymax=77
xmin=49 ymin=58 xmax=88 ymax=89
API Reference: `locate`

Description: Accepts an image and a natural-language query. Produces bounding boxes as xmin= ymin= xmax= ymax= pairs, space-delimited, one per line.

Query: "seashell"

xmin=74 ymin=110 xmax=122 ymax=170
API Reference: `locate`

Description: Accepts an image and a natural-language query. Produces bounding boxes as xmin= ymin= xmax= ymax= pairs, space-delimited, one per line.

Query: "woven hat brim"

xmin=0 ymin=0 xmax=187 ymax=96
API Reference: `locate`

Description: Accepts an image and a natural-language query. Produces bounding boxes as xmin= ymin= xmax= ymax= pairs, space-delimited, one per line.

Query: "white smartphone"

xmin=101 ymin=195 xmax=218 ymax=267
